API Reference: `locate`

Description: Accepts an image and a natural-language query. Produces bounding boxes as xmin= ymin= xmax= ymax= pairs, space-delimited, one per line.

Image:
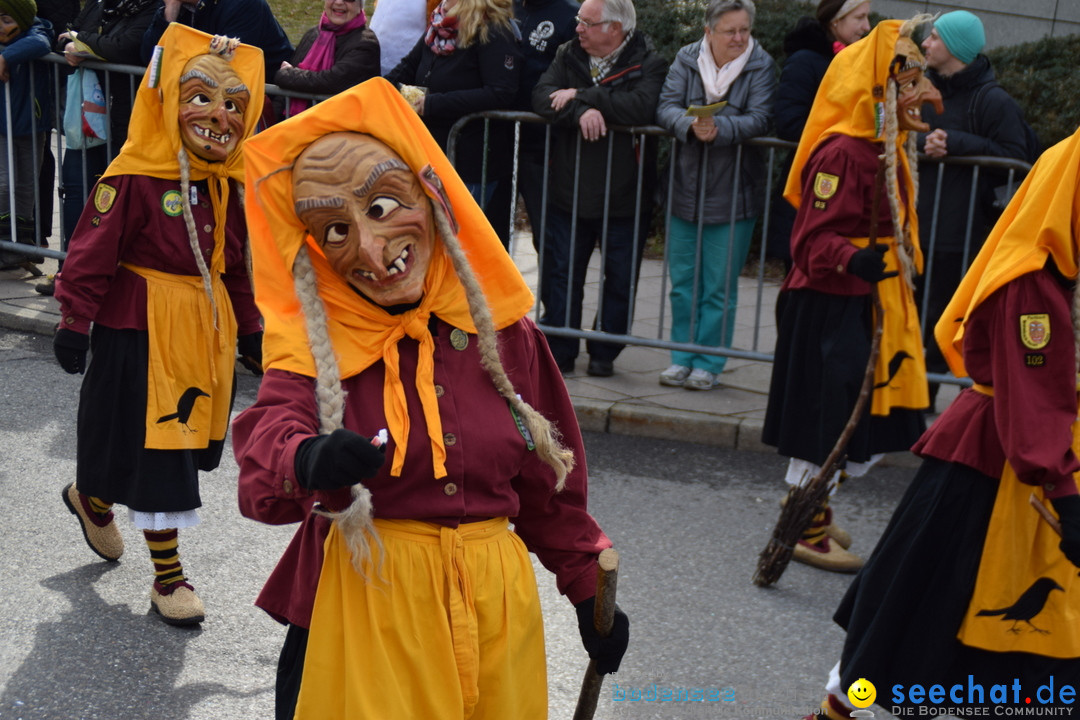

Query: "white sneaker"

xmin=659 ymin=364 xmax=691 ymax=387
xmin=683 ymin=368 xmax=720 ymax=390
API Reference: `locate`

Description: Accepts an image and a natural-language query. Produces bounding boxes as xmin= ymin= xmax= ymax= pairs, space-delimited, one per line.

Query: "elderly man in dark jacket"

xmin=532 ymin=0 xmax=667 ymax=377
xmin=916 ymin=10 xmax=1037 ymax=409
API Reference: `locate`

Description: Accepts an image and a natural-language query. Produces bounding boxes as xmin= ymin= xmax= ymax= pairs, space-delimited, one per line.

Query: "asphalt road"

xmin=0 ymin=329 xmax=915 ymax=719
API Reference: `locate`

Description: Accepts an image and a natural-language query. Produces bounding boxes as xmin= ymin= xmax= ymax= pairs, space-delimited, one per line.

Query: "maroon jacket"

xmin=232 ymin=316 xmax=610 ymax=627
xmin=914 ymin=268 xmax=1079 ymax=499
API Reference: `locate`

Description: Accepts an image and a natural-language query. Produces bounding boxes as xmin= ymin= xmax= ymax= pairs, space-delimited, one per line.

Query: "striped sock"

xmin=801 ymin=502 xmax=829 ymax=546
xmin=87 ymin=495 xmax=113 ymax=516
xmin=144 ymin=529 xmax=186 ymax=588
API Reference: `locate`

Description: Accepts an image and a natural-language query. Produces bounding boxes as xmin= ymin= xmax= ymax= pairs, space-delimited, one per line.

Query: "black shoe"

xmin=35 ymin=276 xmax=54 ymax=295
xmin=586 ymin=358 xmax=614 ymax=377
xmin=554 ymin=356 xmax=575 ymax=375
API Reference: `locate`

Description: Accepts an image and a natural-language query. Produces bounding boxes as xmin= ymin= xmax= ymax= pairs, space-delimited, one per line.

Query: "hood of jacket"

xmin=783 ymin=16 xmax=832 ymax=60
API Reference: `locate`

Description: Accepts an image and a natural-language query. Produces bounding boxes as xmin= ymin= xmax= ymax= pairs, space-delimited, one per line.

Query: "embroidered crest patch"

xmin=161 ymin=189 xmax=183 ymax=217
xmin=1020 ymin=313 xmax=1050 ymax=350
xmin=813 ymin=172 xmax=839 ymax=200
xmin=94 ymin=183 xmax=117 ymax=213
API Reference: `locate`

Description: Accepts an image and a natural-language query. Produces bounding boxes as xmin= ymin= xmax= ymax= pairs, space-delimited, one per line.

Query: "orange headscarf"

xmin=783 ymin=19 xmax=918 ymax=252
xmin=104 ymin=24 xmax=265 ymax=278
xmin=243 ymin=77 xmax=534 ymax=477
xmin=935 ymin=127 xmax=1080 ymax=377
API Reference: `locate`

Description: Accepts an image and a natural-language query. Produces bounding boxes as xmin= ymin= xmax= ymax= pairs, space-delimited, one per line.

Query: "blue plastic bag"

xmin=63 ymin=67 xmax=107 ymax=150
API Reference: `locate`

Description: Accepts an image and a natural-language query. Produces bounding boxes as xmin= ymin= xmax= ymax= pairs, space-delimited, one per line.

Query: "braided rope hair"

xmin=884 ymin=14 xmax=933 ymax=292
xmin=178 ymin=148 xmax=219 ymax=329
xmin=292 ymin=244 xmax=383 ymax=576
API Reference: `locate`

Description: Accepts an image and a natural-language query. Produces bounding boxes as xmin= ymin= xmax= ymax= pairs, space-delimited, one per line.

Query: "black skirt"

xmin=762 ymin=288 xmax=925 ymax=466
xmin=835 ymin=458 xmax=1079 ymax=707
xmin=75 ymin=326 xmax=227 ymax=513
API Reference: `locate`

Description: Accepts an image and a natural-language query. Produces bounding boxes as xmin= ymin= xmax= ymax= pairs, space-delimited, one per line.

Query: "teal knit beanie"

xmin=0 ymin=0 xmax=36 ymax=32
xmin=934 ymin=10 xmax=985 ymax=65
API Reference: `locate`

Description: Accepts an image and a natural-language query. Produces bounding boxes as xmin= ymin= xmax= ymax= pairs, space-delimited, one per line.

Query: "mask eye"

xmin=368 ymin=196 xmax=402 ymax=220
xmin=187 ymin=92 xmax=211 ymax=106
xmin=324 ymin=222 xmax=349 ymax=247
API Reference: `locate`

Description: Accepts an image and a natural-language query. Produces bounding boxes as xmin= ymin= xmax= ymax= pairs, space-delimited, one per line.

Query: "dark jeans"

xmin=538 ymin=207 xmax=648 ymax=364
xmin=58 ymin=144 xmax=109 ymax=272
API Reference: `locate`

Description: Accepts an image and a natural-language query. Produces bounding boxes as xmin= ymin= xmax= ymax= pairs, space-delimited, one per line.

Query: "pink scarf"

xmin=287 ymin=10 xmax=368 ymax=116
xmin=424 ymin=2 xmax=459 ymax=56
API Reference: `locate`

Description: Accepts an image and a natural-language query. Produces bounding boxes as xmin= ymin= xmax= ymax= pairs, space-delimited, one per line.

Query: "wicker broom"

xmin=753 ymin=158 xmax=888 ymax=588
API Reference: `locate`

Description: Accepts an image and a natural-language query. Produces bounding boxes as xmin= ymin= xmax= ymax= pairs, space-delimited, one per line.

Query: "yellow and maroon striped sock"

xmin=144 ymin=529 xmax=186 ymax=588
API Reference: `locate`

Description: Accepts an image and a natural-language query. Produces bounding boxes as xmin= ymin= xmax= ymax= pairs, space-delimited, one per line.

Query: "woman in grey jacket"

xmin=655 ymin=0 xmax=775 ymax=390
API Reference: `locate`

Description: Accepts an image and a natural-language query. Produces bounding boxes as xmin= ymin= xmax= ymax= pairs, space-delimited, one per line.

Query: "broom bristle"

xmin=752 ymin=481 xmax=833 ymax=587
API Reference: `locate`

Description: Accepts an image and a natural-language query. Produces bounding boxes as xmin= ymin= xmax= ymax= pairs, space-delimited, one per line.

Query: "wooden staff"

xmin=753 ymin=156 xmax=889 ymax=588
xmin=1030 ymin=492 xmax=1062 ymax=536
xmin=573 ymin=548 xmax=619 ymax=720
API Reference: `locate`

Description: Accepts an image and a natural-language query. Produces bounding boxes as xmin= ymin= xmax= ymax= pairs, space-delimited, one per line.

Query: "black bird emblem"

xmin=157 ymin=386 xmax=210 ymax=432
xmin=976 ymin=577 xmax=1064 ymax=634
xmin=873 ymin=350 xmax=913 ymax=389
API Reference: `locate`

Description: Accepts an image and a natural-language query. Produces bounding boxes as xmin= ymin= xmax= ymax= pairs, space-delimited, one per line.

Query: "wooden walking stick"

xmin=573 ymin=548 xmax=619 ymax=720
xmin=1030 ymin=493 xmax=1063 ymax=536
xmin=753 ymin=157 xmax=889 ymax=588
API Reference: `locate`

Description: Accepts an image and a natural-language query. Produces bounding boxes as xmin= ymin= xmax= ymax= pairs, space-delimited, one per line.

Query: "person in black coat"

xmin=915 ymin=10 xmax=1037 ymax=409
xmin=386 ymin=0 xmax=520 ymax=248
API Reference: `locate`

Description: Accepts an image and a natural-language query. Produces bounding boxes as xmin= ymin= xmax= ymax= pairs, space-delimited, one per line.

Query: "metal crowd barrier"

xmin=1 ymin=59 xmax=1032 ymax=391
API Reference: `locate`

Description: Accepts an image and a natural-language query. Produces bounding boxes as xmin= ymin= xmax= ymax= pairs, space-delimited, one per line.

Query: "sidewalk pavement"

xmin=0 ymin=231 xmax=946 ymax=462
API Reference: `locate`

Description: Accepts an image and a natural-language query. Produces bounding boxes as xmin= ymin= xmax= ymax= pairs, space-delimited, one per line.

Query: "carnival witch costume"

xmin=761 ymin=16 xmax=940 ymax=573
xmin=232 ymin=78 xmax=628 ymax=719
xmin=54 ymin=25 xmax=265 ymax=625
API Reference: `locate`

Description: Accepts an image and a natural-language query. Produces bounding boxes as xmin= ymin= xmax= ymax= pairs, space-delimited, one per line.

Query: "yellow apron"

xmin=958 ymin=400 xmax=1080 ymax=657
xmin=295 ymin=518 xmax=547 ymax=720
xmin=849 ymin=236 xmax=929 ymax=415
xmin=126 ymin=263 xmax=236 ymax=450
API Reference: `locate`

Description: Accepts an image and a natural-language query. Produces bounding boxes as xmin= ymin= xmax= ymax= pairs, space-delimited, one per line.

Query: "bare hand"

xmin=62 ymin=42 xmax=84 ymax=67
xmin=690 ymin=116 xmax=717 ymax=143
xmin=410 ymin=94 xmax=424 ymax=116
xmin=279 ymin=60 xmax=292 ymax=70
xmin=549 ymin=88 xmax=577 ymax=112
xmin=0 ymin=56 xmax=9 ymax=83
xmin=924 ymin=128 xmax=948 ymax=158
xmin=57 ymin=31 xmax=72 ymax=43
xmin=578 ymin=108 xmax=607 ymax=142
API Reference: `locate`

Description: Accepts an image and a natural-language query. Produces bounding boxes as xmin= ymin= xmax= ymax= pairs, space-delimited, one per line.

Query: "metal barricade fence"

xmin=447 ymin=110 xmax=1032 ymax=388
xmin=2 ymin=62 xmax=1030 ymax=390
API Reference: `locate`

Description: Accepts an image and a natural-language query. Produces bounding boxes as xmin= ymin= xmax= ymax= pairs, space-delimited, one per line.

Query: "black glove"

xmin=294 ymin=428 xmax=386 ymax=491
xmin=575 ymin=595 xmax=629 ymax=675
xmin=1051 ymin=494 xmax=1080 ymax=569
xmin=53 ymin=328 xmax=90 ymax=374
xmin=847 ymin=244 xmax=899 ymax=283
xmin=237 ymin=331 xmax=263 ymax=376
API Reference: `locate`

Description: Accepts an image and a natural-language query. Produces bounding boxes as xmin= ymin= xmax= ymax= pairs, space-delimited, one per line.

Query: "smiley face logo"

xmin=847 ymin=678 xmax=876 ymax=709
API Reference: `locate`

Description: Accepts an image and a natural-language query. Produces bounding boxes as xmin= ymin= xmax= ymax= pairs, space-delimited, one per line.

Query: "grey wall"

xmin=871 ymin=1 xmax=1080 ymax=48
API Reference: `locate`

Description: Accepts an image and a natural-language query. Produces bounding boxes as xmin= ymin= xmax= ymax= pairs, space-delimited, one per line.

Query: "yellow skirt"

xmin=295 ymin=518 xmax=547 ymax=720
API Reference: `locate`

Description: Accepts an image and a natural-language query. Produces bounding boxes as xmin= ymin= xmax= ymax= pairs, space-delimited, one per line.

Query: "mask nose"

xmin=920 ymin=77 xmax=944 ymax=115
xmin=355 ymin=220 xmax=389 ymax=280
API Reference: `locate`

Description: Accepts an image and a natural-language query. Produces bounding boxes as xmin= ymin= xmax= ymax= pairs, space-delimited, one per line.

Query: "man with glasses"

xmin=531 ymin=0 xmax=667 ymax=377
